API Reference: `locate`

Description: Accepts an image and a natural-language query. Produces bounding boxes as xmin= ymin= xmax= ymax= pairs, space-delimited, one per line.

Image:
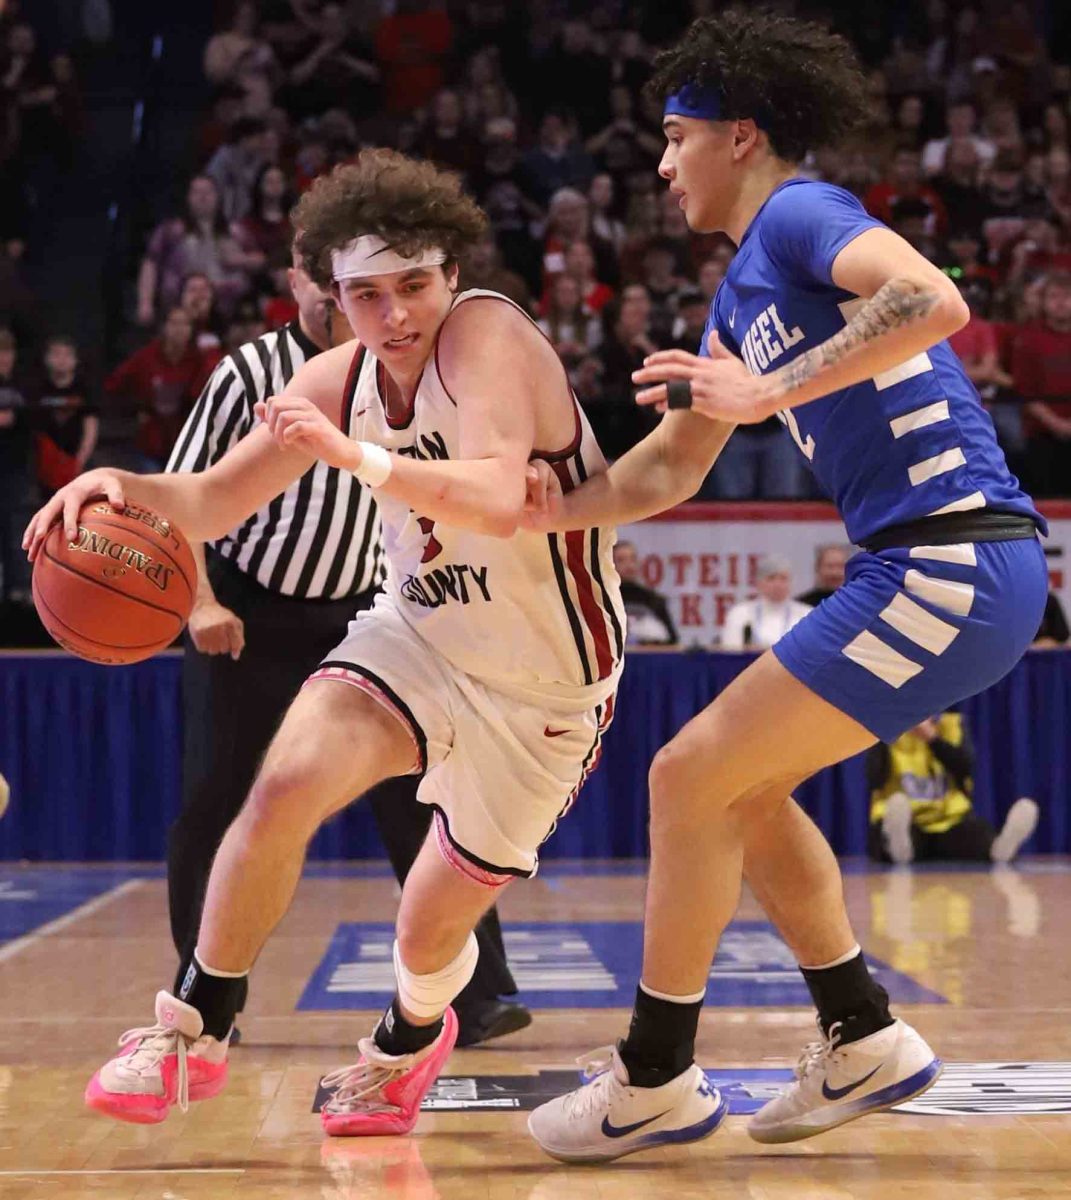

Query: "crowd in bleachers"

xmin=2 ymin=1 xmax=1071 ymax=604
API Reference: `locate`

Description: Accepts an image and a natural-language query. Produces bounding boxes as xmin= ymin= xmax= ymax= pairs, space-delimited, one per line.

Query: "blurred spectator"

xmin=1011 ymin=271 xmax=1071 ymax=496
xmin=980 ymin=149 xmax=1041 ymax=259
xmin=470 ymin=115 xmax=524 ymax=200
xmin=261 ymin=255 xmax=299 ymax=330
xmin=0 ymin=239 xmax=36 ymax=347
xmin=588 ymin=173 xmax=626 ymax=253
xmin=105 ymin=307 xmax=216 ymax=469
xmin=697 ymin=251 xmax=731 ymax=302
xmin=0 ymin=326 xmax=30 ymax=600
xmin=234 ymin=163 xmax=293 ymax=262
xmin=417 ymin=88 xmax=478 ymax=177
xmin=522 ymin=111 xmax=595 ymax=208
xmin=613 ymin=539 xmax=678 ymax=647
xmin=890 ymin=93 xmax=928 ymax=152
xmin=221 ymin=298 xmax=267 ymax=355
xmin=721 ymin=555 xmax=810 ymax=651
xmin=585 ymin=84 xmax=663 ymax=172
xmin=541 ymin=186 xmax=617 ymax=294
xmin=640 ymin=237 xmax=687 ymax=341
xmin=1047 ymin=146 xmax=1071 ymax=233
xmin=545 ymin=20 xmax=612 ymax=136
xmin=1005 ymin=216 xmax=1071 ymax=286
xmin=1034 ymin=590 xmax=1070 ymax=647
xmin=287 ymin=3 xmax=379 ymax=120
xmin=589 ymin=288 xmax=661 ymax=459
xmin=670 ymin=289 xmax=708 ymax=351
xmin=864 ymin=147 xmax=948 ymax=235
xmin=204 ymin=2 xmax=277 ymax=89
xmin=457 ymin=234 xmax=531 ymax=310
xmin=458 ymin=46 xmax=517 ymax=130
xmin=797 ymin=544 xmax=852 ymax=607
xmin=922 ymin=100 xmax=995 ymax=176
xmin=703 ymin=410 xmax=808 ymax=500
xmin=867 ymin=713 xmax=1039 ymax=865
xmin=562 ymin=240 xmax=613 ymax=315
xmin=28 ymin=335 xmax=98 ymax=494
xmin=537 ymin=274 xmax=601 ymax=365
xmin=137 ymin=176 xmax=258 ymax=325
xmin=932 ymin=138 xmax=989 ymax=236
xmin=205 ymin=117 xmax=276 ymax=224
xmin=374 ymin=0 xmax=452 ymax=116
xmin=179 ymin=272 xmax=224 ymax=354
xmin=889 ymin=196 xmax=941 ymax=260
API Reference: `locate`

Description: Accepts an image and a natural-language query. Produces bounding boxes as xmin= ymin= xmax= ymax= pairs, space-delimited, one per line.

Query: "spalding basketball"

xmin=32 ymin=500 xmax=196 ymax=665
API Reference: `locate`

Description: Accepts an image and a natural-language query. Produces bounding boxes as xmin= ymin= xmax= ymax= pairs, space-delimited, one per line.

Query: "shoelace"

xmin=320 ymin=1036 xmax=414 ymax=1116
xmin=794 ymin=1018 xmax=845 ymax=1082
xmin=115 ymin=1023 xmax=191 ymax=1113
xmin=565 ymin=1046 xmax=626 ymax=1119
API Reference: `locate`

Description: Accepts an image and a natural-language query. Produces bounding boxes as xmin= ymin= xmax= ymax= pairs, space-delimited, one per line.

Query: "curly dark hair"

xmin=644 ymin=9 xmax=870 ymax=163
xmin=293 ymin=149 xmax=488 ymax=289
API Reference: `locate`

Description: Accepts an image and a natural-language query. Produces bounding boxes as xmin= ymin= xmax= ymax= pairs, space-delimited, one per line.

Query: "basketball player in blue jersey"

xmin=525 ymin=9 xmax=1048 ymax=1163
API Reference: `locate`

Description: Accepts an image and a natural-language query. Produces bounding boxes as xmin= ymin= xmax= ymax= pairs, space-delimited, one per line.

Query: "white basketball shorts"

xmin=306 ymin=596 xmax=615 ymax=882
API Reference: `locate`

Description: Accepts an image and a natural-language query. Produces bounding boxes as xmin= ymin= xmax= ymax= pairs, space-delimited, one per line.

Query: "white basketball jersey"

xmin=342 ymin=289 xmax=625 ymax=703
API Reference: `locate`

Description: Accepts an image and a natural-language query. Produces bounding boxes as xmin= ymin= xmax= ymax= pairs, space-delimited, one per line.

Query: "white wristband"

xmin=353 ymin=441 xmax=393 ymax=488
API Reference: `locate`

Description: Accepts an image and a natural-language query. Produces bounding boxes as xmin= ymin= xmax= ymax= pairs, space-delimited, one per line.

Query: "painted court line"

xmin=0 ymin=879 xmax=143 ymax=964
xmin=0 ymin=1169 xmax=244 ymax=1177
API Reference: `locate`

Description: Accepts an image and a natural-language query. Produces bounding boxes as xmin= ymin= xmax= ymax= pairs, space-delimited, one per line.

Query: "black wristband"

xmin=666 ymin=379 xmax=693 ymax=410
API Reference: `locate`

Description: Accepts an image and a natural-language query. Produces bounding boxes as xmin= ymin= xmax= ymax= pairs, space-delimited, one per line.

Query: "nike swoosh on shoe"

xmin=821 ymin=1064 xmax=882 ymax=1101
xmin=601 ymin=1110 xmax=672 ymax=1138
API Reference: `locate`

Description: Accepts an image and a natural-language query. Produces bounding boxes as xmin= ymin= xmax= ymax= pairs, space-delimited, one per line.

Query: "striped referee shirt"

xmin=166 ymin=321 xmax=384 ymax=600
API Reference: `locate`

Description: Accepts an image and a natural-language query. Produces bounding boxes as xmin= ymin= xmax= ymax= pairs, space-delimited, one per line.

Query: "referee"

xmin=165 ymin=243 xmax=529 ymax=1047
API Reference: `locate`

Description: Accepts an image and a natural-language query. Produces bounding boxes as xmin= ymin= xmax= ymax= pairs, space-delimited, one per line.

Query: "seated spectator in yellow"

xmin=867 ymin=712 xmax=1038 ymax=866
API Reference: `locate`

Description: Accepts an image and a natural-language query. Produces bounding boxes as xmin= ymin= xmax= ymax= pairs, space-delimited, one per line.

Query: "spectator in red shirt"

xmin=374 ymin=0 xmax=452 ymax=116
xmin=105 ymin=307 xmax=216 ymax=468
xmin=864 ymin=147 xmax=948 ymax=236
xmin=561 ymin=240 xmax=613 ymax=315
xmin=234 ymin=163 xmax=293 ymax=263
xmin=1011 ymin=271 xmax=1071 ymax=496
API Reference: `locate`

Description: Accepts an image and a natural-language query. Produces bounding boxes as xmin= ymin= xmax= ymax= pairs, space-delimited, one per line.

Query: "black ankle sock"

xmin=800 ymin=951 xmax=893 ymax=1045
xmin=176 ymin=955 xmax=247 ymax=1040
xmin=173 ymin=962 xmax=248 ymax=1015
xmin=373 ymin=997 xmax=444 ymax=1057
xmin=618 ymin=984 xmax=703 ymax=1087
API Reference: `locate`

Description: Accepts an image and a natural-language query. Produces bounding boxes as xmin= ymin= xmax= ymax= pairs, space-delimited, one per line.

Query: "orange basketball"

xmin=32 ymin=500 xmax=196 ymax=665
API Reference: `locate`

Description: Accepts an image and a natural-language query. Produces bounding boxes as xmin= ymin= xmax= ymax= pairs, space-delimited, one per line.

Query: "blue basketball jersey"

xmin=702 ymin=178 xmax=1044 ymax=544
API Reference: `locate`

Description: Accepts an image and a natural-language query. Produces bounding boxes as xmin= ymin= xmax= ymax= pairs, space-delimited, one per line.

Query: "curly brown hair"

xmin=645 ymin=9 xmax=870 ymax=163
xmin=293 ymin=148 xmax=488 ymax=289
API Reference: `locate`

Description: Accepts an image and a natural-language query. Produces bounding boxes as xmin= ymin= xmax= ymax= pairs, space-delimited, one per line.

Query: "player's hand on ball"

xmin=188 ymin=600 xmax=245 ymax=660
xmin=255 ymin=395 xmax=358 ymax=470
xmin=631 ymin=331 xmax=775 ymax=423
xmin=520 ymin=460 xmax=565 ymax=532
xmin=22 ymin=469 xmax=126 ymax=562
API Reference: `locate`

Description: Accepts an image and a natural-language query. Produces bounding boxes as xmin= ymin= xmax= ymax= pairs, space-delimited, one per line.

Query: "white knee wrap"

xmin=393 ymin=933 xmax=479 ymax=1019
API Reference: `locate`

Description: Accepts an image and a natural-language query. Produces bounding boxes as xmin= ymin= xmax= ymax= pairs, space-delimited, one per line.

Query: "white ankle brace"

xmin=393 ymin=933 xmax=479 ymax=1019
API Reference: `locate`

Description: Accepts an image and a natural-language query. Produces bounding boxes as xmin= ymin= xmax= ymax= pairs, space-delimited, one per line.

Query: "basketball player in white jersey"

xmin=23 ymin=149 xmax=625 ymax=1136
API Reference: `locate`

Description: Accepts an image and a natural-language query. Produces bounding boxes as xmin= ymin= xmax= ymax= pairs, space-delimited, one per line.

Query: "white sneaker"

xmin=881 ymin=794 xmax=915 ymax=864
xmin=748 ymin=1018 xmax=941 ymax=1144
xmin=527 ymin=1045 xmax=727 ymax=1163
xmin=990 ymin=798 xmax=1039 ymax=864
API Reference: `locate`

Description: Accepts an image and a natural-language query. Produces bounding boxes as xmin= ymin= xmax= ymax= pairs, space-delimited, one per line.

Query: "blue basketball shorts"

xmin=773 ymin=536 xmax=1048 ymax=742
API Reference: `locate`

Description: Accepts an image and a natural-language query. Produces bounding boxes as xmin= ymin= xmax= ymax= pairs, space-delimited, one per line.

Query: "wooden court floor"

xmin=2 ymin=860 xmax=1070 ymax=1199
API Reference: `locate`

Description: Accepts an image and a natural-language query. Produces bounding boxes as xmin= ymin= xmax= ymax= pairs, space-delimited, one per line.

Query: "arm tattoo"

xmin=771 ymin=277 xmax=941 ymax=399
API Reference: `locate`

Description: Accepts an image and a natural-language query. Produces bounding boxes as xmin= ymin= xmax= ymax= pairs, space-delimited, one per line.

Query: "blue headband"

xmin=664 ymin=82 xmax=724 ymax=122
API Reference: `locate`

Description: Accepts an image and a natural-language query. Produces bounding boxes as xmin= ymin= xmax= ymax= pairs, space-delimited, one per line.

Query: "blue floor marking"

xmin=298 ymin=919 xmax=947 ymax=1011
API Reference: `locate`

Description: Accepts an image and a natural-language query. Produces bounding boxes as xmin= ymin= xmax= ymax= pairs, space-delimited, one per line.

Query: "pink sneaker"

xmin=84 ymin=990 xmax=229 ymax=1124
xmin=320 ymin=1007 xmax=458 ymax=1137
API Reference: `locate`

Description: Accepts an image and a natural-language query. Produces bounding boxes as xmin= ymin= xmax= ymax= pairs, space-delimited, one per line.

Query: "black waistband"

xmin=862 ymin=510 xmax=1039 ymax=553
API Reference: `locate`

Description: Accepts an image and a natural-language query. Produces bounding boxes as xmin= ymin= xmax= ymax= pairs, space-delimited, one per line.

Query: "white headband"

xmin=331 ymin=234 xmax=447 ymax=281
